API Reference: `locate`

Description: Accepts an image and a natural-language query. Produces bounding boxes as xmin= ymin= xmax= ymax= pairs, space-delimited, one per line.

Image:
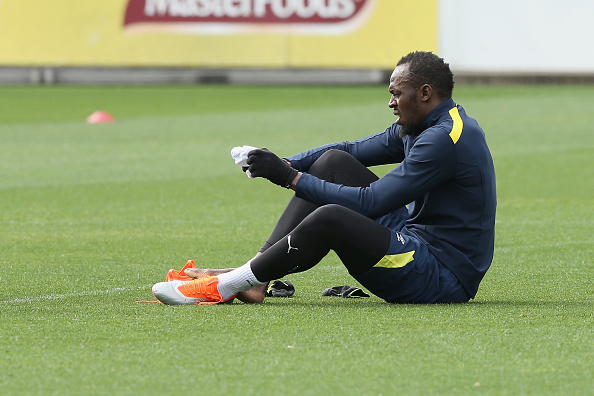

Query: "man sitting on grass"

xmin=151 ymin=51 xmax=497 ymax=305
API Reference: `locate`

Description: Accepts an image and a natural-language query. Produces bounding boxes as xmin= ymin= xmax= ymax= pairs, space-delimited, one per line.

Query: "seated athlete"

xmin=151 ymin=51 xmax=497 ymax=305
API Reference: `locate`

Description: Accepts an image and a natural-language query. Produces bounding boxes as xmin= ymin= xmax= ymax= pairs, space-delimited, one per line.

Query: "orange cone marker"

xmin=86 ymin=111 xmax=115 ymax=124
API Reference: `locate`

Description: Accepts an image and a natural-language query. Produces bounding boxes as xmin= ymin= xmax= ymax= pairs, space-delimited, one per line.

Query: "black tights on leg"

xmin=259 ymin=150 xmax=379 ymax=253
xmin=251 ymin=204 xmax=391 ymax=282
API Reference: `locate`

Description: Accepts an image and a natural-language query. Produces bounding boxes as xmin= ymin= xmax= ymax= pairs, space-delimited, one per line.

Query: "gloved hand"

xmin=246 ymin=148 xmax=298 ymax=188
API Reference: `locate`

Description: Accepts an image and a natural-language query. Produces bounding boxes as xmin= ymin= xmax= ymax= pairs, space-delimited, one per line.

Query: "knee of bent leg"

xmin=308 ymin=149 xmax=354 ymax=178
xmin=304 ymin=204 xmax=349 ymax=232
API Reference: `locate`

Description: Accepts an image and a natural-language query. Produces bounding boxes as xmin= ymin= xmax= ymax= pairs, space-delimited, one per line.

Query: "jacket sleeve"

xmin=286 ymin=124 xmax=405 ymax=171
xmin=295 ymin=129 xmax=457 ymax=218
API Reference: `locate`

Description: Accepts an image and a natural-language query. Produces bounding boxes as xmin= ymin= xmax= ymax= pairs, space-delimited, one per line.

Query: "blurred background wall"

xmin=440 ymin=0 xmax=594 ymax=74
xmin=0 ymin=0 xmax=592 ymax=84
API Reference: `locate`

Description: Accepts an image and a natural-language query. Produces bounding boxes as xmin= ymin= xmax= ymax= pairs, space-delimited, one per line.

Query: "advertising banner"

xmin=0 ymin=0 xmax=437 ymax=68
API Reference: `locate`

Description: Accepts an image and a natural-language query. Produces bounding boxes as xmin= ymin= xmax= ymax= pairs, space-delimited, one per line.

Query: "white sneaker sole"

xmin=152 ymin=280 xmax=206 ymax=305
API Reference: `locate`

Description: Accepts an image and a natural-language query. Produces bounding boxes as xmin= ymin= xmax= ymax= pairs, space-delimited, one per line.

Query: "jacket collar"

xmin=417 ymin=97 xmax=456 ymax=132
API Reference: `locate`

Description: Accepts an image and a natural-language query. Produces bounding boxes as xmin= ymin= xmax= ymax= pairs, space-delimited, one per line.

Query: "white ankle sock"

xmin=216 ymin=260 xmax=264 ymax=300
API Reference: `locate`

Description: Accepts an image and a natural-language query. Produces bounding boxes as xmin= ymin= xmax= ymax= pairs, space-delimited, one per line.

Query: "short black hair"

xmin=397 ymin=51 xmax=454 ymax=99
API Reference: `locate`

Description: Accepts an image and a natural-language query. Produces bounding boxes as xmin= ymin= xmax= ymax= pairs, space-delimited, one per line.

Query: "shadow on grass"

xmin=250 ymin=297 xmax=593 ymax=309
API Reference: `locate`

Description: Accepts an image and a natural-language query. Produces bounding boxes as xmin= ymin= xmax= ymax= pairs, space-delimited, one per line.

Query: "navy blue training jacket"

xmin=286 ymin=98 xmax=497 ymax=298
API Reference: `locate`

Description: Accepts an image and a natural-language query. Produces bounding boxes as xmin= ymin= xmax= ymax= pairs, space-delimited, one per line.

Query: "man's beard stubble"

xmin=398 ymin=122 xmax=422 ymax=138
xmin=397 ymin=99 xmax=422 ymax=138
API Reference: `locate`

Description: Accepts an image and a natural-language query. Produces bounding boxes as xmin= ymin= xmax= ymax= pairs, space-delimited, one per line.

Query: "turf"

xmin=0 ymin=84 xmax=592 ymax=395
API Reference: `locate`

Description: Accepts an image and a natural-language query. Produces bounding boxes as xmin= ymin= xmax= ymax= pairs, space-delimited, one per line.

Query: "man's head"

xmin=388 ymin=51 xmax=454 ymax=137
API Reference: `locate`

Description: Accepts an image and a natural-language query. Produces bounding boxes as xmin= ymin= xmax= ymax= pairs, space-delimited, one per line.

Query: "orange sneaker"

xmin=165 ymin=260 xmax=196 ymax=282
xmin=151 ymin=276 xmax=237 ymax=305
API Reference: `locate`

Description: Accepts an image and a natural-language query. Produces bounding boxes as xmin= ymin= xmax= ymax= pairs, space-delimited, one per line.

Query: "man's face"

xmin=388 ymin=64 xmax=424 ymax=137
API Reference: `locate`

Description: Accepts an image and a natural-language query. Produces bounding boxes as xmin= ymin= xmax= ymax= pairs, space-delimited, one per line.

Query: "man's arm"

xmin=286 ymin=124 xmax=405 ymax=172
xmin=289 ymin=172 xmax=300 ymax=190
xmin=294 ymin=130 xmax=457 ymax=218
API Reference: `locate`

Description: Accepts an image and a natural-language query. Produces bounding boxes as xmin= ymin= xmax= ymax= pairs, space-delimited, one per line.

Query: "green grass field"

xmin=1 ymin=84 xmax=592 ymax=395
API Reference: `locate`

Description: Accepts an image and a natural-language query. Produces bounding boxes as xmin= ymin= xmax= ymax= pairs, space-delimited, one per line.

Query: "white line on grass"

xmin=1 ymin=285 xmax=151 ymax=304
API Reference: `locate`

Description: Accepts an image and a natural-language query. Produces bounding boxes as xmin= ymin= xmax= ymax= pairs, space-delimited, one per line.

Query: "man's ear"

xmin=419 ymin=84 xmax=432 ymax=102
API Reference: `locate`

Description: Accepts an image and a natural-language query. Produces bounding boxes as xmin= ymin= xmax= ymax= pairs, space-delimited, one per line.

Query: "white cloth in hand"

xmin=231 ymin=145 xmax=258 ymax=178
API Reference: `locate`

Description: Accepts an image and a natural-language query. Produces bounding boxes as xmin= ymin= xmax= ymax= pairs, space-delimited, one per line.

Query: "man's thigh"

xmin=352 ymin=228 xmax=469 ymax=304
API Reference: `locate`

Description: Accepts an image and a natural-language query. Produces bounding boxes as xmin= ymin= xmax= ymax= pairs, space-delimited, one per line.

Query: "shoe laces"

xmin=179 ymin=276 xmax=221 ymax=302
xmin=165 ymin=260 xmax=196 ymax=282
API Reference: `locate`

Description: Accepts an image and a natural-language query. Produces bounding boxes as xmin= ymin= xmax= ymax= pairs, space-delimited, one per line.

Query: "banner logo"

xmin=123 ymin=0 xmax=376 ymax=34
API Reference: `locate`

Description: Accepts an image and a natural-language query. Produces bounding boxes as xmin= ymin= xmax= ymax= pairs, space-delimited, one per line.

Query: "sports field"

xmin=1 ymin=84 xmax=592 ymax=395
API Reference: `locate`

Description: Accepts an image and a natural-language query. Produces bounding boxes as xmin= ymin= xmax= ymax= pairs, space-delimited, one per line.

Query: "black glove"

xmin=246 ymin=148 xmax=298 ymax=188
xmin=322 ymin=285 xmax=370 ymax=298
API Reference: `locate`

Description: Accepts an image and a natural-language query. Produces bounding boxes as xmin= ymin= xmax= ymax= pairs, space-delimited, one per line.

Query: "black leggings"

xmin=251 ymin=150 xmax=392 ymax=281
